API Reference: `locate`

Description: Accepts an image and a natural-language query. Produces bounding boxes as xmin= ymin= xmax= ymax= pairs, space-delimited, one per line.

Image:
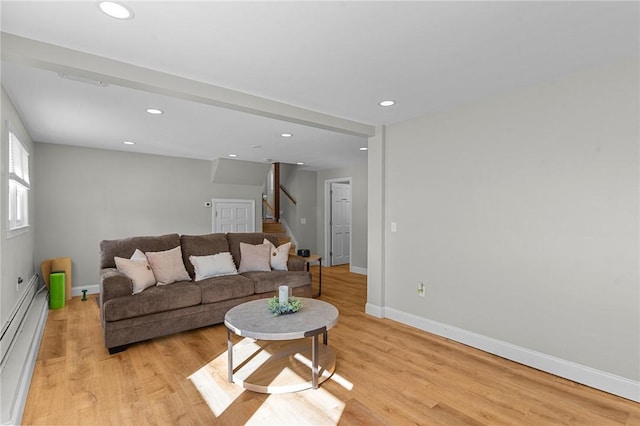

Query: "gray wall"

xmin=34 ymin=144 xmax=220 ymax=289
xmin=317 ymin=161 xmax=368 ymax=272
xmin=279 ymin=163 xmax=317 ymax=251
xmin=34 ymin=142 xmax=361 ymax=291
xmin=378 ymin=60 xmax=639 ymax=381
xmin=1 ymin=87 xmax=36 ymax=329
xmin=211 ymin=183 xmax=264 ymax=232
xmin=211 ymin=158 xmax=270 ymax=231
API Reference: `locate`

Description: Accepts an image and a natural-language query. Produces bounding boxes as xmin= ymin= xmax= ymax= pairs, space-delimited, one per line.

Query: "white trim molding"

xmin=71 ymin=285 xmax=100 ymax=297
xmin=384 ymin=307 xmax=640 ymax=403
xmin=365 ymin=303 xmax=384 ymax=318
xmin=350 ymin=266 xmax=367 ymax=276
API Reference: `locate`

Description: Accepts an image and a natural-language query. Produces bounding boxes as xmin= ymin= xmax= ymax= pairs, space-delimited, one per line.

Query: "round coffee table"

xmin=224 ymin=297 xmax=339 ymax=393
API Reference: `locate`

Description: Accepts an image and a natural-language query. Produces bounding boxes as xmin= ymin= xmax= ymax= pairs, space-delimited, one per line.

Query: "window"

xmin=8 ymin=129 xmax=30 ymax=233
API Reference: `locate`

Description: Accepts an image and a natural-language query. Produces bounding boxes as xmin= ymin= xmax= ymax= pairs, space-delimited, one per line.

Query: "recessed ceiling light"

xmin=379 ymin=100 xmax=396 ymax=107
xmin=99 ymin=1 xmax=134 ymax=20
xmin=123 ymin=141 xmax=135 ymax=145
xmin=228 ymin=154 xmax=238 ymax=158
xmin=360 ymin=147 xmax=368 ymax=151
xmin=146 ymin=108 xmax=163 ymax=115
xmin=281 ymin=133 xmax=293 ymax=138
xmin=296 ymin=162 xmax=305 ymax=165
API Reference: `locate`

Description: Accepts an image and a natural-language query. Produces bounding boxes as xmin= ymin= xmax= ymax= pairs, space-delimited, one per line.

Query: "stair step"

xmin=263 ymin=222 xmax=285 ymax=234
xmin=264 ymin=233 xmax=294 ymax=252
xmin=263 ymin=219 xmax=294 ymax=252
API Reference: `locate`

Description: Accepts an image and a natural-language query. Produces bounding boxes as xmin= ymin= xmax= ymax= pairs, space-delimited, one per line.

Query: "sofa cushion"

xmin=145 ymin=246 xmax=191 ymax=285
xmin=189 ymin=252 xmax=238 ymax=281
xmin=238 ymin=242 xmax=271 ymax=273
xmin=198 ymin=274 xmax=255 ymax=304
xmin=227 ymin=233 xmax=280 ymax=268
xmin=243 ymin=271 xmax=312 ymax=295
xmin=103 ymin=281 xmax=201 ymax=322
xmin=100 ymin=233 xmax=181 ymax=269
xmin=180 ymin=233 xmax=230 ymax=279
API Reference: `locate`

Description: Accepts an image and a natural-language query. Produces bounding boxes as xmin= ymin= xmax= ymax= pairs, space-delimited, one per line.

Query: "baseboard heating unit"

xmin=0 ymin=275 xmax=40 ymax=365
xmin=0 ymin=274 xmax=49 ymax=425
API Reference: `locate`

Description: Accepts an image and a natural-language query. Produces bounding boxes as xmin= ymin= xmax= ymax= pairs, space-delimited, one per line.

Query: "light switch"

xmin=391 ymin=222 xmax=397 ymax=232
xmin=301 ymin=218 xmax=306 ymax=224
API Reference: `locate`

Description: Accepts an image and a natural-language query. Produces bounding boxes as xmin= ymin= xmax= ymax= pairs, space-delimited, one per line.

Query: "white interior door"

xmin=212 ymin=199 xmax=255 ymax=233
xmin=330 ymin=183 xmax=351 ymax=266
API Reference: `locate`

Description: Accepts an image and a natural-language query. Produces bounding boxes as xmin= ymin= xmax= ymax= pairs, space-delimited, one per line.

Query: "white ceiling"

xmin=1 ymin=1 xmax=638 ymax=170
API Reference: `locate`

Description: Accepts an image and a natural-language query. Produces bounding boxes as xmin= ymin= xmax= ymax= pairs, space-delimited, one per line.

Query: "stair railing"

xmin=279 ymin=184 xmax=297 ymax=205
xmin=262 ymin=198 xmax=275 ymax=217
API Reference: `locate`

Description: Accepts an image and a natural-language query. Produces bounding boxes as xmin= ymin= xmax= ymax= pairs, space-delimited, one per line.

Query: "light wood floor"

xmin=23 ymin=265 xmax=639 ymax=425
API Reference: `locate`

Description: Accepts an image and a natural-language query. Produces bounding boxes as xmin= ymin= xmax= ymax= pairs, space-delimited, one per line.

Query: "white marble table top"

xmin=224 ymin=297 xmax=339 ymax=340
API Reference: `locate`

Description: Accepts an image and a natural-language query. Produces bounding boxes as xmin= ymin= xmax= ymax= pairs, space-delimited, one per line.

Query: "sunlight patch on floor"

xmin=187 ymin=338 xmax=260 ymax=417
xmin=293 ymin=352 xmax=354 ymax=390
xmin=189 ymin=337 xmax=347 ymax=423
xmin=189 ymin=366 xmax=244 ymax=417
xmin=232 ymin=338 xmax=274 ymax=372
xmin=245 ymin=388 xmax=345 ymax=425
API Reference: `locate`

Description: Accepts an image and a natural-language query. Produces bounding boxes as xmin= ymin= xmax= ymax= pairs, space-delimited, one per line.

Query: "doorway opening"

xmin=324 ymin=178 xmax=352 ymax=266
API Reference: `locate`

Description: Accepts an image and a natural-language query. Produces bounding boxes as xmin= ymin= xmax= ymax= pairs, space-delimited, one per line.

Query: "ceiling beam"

xmin=1 ymin=32 xmax=376 ymax=138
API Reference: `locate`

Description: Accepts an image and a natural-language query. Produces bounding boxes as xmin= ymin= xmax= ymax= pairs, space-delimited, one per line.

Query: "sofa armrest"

xmin=100 ymin=268 xmax=133 ymax=304
xmin=287 ymin=254 xmax=306 ymax=271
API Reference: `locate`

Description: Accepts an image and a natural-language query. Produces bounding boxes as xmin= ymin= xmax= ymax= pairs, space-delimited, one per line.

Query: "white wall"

xmin=317 ymin=161 xmax=368 ymax=272
xmin=371 ymin=60 xmax=639 ymax=393
xmin=34 ymin=144 xmax=219 ymax=290
xmin=1 ymin=87 xmax=36 ymax=331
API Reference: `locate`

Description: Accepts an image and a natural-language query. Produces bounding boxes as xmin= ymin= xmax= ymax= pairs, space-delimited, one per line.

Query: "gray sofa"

xmin=99 ymin=232 xmax=312 ymax=354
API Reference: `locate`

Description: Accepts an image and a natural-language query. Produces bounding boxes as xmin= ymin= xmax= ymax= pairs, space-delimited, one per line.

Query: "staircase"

xmin=263 ymin=219 xmax=295 ymax=253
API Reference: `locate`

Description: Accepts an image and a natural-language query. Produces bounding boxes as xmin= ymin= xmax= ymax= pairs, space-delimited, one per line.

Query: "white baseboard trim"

xmin=384 ymin=306 xmax=640 ymax=403
xmin=365 ymin=303 xmax=384 ymax=318
xmin=278 ymin=218 xmax=299 ymax=251
xmin=71 ymin=285 xmax=100 ymax=297
xmin=349 ymin=266 xmax=367 ymax=275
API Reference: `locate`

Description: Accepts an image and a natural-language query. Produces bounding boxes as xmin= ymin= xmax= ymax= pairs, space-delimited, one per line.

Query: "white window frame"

xmin=8 ymin=126 xmax=30 ymax=237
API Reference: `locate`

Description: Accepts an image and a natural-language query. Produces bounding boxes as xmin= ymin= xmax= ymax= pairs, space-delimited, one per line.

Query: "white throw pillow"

xmin=145 ymin=246 xmax=191 ymax=285
xmin=263 ymin=238 xmax=291 ymax=271
xmin=238 ymin=242 xmax=272 ymax=273
xmin=130 ymin=248 xmax=148 ymax=262
xmin=189 ymin=252 xmax=238 ymax=281
xmin=115 ymin=256 xmax=156 ymax=295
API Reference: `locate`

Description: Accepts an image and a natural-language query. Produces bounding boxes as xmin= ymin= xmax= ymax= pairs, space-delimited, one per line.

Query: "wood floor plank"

xmin=22 ymin=265 xmax=639 ymax=425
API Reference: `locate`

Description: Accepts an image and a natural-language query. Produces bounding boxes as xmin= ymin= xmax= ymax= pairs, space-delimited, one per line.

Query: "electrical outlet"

xmin=418 ymin=282 xmax=425 ymax=297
